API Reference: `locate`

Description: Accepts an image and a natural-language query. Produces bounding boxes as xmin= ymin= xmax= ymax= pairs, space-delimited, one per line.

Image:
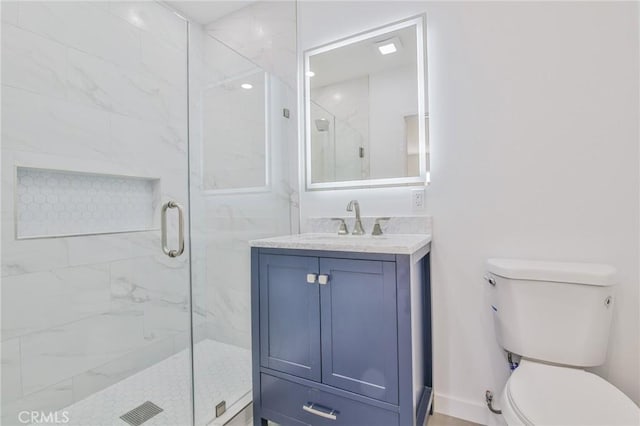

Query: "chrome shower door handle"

xmin=161 ymin=201 xmax=185 ymax=258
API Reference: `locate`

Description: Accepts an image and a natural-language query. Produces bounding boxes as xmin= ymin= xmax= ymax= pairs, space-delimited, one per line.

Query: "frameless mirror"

xmin=305 ymin=16 xmax=428 ymax=190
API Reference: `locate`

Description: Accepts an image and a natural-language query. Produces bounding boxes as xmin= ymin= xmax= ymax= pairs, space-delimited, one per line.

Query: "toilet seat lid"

xmin=506 ymin=360 xmax=640 ymax=426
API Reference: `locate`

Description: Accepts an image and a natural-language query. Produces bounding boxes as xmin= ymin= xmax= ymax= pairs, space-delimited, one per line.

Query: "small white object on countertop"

xmin=249 ymin=233 xmax=431 ymax=255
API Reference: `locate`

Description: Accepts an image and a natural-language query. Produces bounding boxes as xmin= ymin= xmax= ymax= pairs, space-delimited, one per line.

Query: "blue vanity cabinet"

xmin=251 ymin=247 xmax=432 ymax=426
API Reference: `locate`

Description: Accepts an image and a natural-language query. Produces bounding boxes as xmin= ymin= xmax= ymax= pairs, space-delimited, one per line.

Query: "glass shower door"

xmin=1 ymin=1 xmax=194 ymax=425
xmin=187 ymin=1 xmax=298 ymax=423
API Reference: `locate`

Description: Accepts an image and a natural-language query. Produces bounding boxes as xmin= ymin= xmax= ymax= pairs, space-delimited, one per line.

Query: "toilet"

xmin=486 ymin=258 xmax=640 ymax=426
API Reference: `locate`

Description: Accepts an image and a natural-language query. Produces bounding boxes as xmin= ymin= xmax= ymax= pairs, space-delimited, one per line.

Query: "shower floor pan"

xmin=45 ymin=339 xmax=251 ymax=426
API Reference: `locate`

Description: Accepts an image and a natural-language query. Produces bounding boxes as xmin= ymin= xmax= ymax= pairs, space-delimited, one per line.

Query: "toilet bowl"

xmin=486 ymin=258 xmax=640 ymax=426
xmin=500 ymin=360 xmax=639 ymax=426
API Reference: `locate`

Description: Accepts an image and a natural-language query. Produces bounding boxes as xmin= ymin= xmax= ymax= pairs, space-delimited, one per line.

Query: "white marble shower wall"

xmin=1 ymin=1 xmax=194 ymax=424
xmin=206 ymin=1 xmax=298 ymax=90
xmin=188 ymin=1 xmax=298 ymax=353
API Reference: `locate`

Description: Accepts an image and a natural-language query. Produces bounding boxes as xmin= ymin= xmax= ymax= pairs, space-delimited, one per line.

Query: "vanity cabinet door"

xmin=319 ymin=258 xmax=399 ymax=404
xmin=259 ymin=254 xmax=321 ymax=381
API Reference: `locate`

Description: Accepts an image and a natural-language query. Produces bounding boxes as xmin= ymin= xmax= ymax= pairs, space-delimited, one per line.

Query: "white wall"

xmin=298 ymin=2 xmax=640 ymax=424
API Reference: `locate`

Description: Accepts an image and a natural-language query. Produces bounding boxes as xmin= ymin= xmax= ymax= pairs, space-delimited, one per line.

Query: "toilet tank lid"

xmin=486 ymin=258 xmax=617 ymax=286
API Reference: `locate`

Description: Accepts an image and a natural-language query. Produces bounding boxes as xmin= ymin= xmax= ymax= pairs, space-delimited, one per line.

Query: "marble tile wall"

xmin=305 ymin=216 xmax=433 ymax=235
xmin=206 ymin=1 xmax=298 ymax=90
xmin=1 ymin=1 xmax=192 ymax=424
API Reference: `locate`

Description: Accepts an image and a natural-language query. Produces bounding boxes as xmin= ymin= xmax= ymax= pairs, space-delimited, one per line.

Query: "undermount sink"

xmin=249 ymin=232 xmax=431 ymax=255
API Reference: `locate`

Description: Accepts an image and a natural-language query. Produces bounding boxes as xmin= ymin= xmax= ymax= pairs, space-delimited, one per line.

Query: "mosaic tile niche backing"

xmin=16 ymin=167 xmax=159 ymax=238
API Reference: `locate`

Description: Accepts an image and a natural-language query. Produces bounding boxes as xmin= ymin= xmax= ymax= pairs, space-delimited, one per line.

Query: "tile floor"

xmin=45 ymin=339 xmax=251 ymax=426
xmin=429 ymin=413 xmax=481 ymax=426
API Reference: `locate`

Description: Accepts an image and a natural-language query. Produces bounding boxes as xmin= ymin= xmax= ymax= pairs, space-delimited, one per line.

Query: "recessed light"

xmin=378 ymin=43 xmax=397 ymax=55
xmin=306 ymin=71 xmax=315 ymax=77
xmin=375 ymin=37 xmax=402 ymax=55
xmin=240 ymin=83 xmax=253 ymax=90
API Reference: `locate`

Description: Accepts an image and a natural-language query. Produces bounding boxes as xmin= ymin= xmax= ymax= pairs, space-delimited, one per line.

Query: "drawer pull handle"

xmin=318 ymin=274 xmax=330 ymax=285
xmin=306 ymin=273 xmax=318 ymax=284
xmin=302 ymin=403 xmax=337 ymax=420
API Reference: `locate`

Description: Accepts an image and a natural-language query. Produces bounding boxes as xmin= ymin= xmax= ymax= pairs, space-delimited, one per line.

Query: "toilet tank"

xmin=486 ymin=258 xmax=616 ymax=367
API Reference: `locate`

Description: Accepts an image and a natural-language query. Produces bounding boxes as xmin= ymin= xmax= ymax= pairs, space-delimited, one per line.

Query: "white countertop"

xmin=250 ymin=233 xmax=432 ymax=255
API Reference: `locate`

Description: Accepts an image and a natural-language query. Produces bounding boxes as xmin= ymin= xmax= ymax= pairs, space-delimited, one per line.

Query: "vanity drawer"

xmin=260 ymin=373 xmax=399 ymax=426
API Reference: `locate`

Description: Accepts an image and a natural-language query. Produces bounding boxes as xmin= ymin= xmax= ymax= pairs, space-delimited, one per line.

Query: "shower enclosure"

xmin=1 ymin=1 xmax=297 ymax=425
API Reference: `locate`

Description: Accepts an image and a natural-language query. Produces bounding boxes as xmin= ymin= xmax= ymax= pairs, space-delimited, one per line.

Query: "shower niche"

xmin=15 ymin=166 xmax=160 ymax=239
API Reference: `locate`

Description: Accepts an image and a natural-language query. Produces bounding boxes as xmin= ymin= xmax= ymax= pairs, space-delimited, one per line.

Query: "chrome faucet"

xmin=346 ymin=200 xmax=365 ymax=235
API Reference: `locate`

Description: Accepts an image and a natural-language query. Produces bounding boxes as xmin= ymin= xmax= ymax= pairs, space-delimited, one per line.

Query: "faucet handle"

xmin=331 ymin=218 xmax=349 ymax=235
xmin=371 ymin=217 xmax=391 ymax=236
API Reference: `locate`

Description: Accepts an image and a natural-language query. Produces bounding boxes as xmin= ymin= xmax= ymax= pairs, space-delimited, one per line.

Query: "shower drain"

xmin=120 ymin=401 xmax=164 ymax=426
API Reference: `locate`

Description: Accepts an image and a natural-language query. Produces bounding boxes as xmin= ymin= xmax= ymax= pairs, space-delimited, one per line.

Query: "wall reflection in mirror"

xmin=305 ymin=16 xmax=429 ymax=189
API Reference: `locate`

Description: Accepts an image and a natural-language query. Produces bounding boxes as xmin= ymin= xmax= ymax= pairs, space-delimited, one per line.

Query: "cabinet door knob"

xmin=318 ymin=274 xmax=330 ymax=285
xmin=306 ymin=273 xmax=318 ymax=284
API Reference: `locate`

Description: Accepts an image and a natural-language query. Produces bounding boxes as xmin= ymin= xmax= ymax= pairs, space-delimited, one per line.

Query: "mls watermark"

xmin=18 ymin=411 xmax=70 ymax=424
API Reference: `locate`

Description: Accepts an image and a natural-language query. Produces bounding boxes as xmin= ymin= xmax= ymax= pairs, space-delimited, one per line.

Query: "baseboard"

xmin=433 ymin=392 xmax=489 ymax=425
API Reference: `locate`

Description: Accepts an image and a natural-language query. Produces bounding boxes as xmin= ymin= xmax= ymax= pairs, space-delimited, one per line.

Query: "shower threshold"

xmin=45 ymin=339 xmax=251 ymax=426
